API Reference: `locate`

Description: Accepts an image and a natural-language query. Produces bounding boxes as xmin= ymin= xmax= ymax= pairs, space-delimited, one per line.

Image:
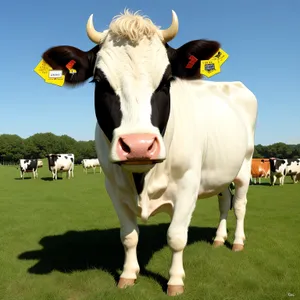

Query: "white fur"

xmin=95 ymin=78 xmax=258 ymax=288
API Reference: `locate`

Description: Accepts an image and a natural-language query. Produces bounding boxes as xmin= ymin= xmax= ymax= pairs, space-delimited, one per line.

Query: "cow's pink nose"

xmin=116 ymin=133 xmax=160 ymax=162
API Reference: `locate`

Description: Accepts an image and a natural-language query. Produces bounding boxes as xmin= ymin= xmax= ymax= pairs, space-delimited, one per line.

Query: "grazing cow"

xmin=82 ymin=158 xmax=102 ymax=174
xmin=38 ymin=160 xmax=43 ymax=168
xmin=41 ymin=10 xmax=258 ymax=296
xmin=19 ymin=159 xmax=39 ymax=179
xmin=250 ymin=158 xmax=270 ymax=184
xmin=269 ymin=158 xmax=300 ymax=185
xmin=46 ymin=153 xmax=75 ymax=180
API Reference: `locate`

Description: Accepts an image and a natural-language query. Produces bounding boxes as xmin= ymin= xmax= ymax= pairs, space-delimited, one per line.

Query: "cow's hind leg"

xmin=232 ymin=158 xmax=251 ymax=252
xmin=213 ymin=187 xmax=233 ymax=247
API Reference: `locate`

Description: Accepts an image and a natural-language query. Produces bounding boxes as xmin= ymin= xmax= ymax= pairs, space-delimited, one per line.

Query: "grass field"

xmin=0 ymin=160 xmax=299 ymax=300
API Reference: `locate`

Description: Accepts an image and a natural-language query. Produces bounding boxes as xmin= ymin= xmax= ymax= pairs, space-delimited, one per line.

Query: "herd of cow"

xmin=251 ymin=157 xmax=300 ymax=185
xmin=19 ymin=155 xmax=101 ymax=180
xmin=19 ymin=156 xmax=300 ymax=185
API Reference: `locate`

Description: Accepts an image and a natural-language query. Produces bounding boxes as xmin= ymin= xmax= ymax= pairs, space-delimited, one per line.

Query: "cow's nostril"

xmin=119 ymin=138 xmax=131 ymax=154
xmin=148 ymin=138 xmax=158 ymax=154
xmin=148 ymin=139 xmax=155 ymax=151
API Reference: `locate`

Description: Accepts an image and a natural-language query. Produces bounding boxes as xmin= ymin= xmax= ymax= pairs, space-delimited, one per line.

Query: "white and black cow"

xmin=46 ymin=153 xmax=75 ymax=180
xmin=41 ymin=10 xmax=258 ymax=296
xmin=269 ymin=158 xmax=300 ymax=185
xmin=82 ymin=158 xmax=102 ymax=174
xmin=19 ymin=159 xmax=39 ymax=179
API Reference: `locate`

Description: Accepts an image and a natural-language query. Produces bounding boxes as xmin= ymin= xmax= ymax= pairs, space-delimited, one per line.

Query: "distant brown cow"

xmin=251 ymin=158 xmax=270 ymax=184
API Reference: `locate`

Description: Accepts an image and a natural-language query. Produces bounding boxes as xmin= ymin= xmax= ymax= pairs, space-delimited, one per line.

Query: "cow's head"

xmin=42 ymin=10 xmax=220 ymax=172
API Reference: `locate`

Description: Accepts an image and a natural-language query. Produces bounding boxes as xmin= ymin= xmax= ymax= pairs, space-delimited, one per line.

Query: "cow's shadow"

xmin=18 ymin=224 xmax=226 ymax=292
xmin=14 ymin=177 xmax=33 ymax=180
xmin=40 ymin=177 xmax=63 ymax=181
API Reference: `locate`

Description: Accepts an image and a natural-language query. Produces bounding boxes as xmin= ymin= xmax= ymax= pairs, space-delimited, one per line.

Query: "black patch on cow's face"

xmin=46 ymin=155 xmax=58 ymax=171
xmin=70 ymin=158 xmax=74 ymax=162
xmin=269 ymin=159 xmax=276 ymax=172
xmin=150 ymin=64 xmax=173 ymax=136
xmin=93 ymin=68 xmax=122 ymax=142
xmin=65 ymin=156 xmax=68 ymax=159
xmin=269 ymin=158 xmax=286 ymax=173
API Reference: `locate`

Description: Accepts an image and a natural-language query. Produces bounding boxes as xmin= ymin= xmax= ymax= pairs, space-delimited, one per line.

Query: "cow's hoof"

xmin=167 ymin=285 xmax=184 ymax=296
xmin=213 ymin=240 xmax=224 ymax=248
xmin=117 ymin=278 xmax=135 ymax=289
xmin=232 ymin=244 xmax=244 ymax=252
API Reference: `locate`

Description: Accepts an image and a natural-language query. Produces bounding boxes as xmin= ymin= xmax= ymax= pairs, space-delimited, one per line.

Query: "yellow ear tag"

xmin=212 ymin=48 xmax=229 ymax=66
xmin=34 ymin=59 xmax=53 ymax=80
xmin=45 ymin=70 xmax=65 ymax=86
xmin=69 ymin=68 xmax=77 ymax=74
xmin=200 ymin=59 xmax=221 ymax=78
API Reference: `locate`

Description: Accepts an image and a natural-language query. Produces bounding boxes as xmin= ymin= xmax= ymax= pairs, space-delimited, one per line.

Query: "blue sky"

xmin=1 ymin=0 xmax=299 ymax=145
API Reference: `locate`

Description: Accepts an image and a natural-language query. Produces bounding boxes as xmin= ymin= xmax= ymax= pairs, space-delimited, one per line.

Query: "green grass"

xmin=0 ymin=160 xmax=299 ymax=300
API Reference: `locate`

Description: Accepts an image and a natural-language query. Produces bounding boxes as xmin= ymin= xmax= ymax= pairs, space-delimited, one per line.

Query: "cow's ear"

xmin=168 ymin=39 xmax=221 ymax=79
xmin=42 ymin=45 xmax=99 ymax=86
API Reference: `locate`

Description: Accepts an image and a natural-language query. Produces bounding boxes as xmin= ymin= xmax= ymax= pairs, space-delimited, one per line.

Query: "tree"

xmin=0 ymin=132 xmax=299 ymax=165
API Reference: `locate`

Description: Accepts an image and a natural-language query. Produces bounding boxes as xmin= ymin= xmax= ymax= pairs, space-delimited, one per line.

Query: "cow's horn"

xmin=160 ymin=10 xmax=179 ymax=43
xmin=86 ymin=14 xmax=104 ymax=44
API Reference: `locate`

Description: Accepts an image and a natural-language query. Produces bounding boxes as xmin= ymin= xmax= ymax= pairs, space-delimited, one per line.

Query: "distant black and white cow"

xmin=41 ymin=10 xmax=258 ymax=296
xmin=19 ymin=159 xmax=39 ymax=179
xmin=269 ymin=158 xmax=300 ymax=185
xmin=46 ymin=153 xmax=75 ymax=180
xmin=81 ymin=158 xmax=102 ymax=174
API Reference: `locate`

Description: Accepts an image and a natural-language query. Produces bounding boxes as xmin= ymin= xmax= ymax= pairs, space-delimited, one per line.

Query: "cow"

xmin=285 ymin=158 xmax=300 ymax=183
xmin=46 ymin=153 xmax=75 ymax=180
xmin=41 ymin=9 xmax=258 ymax=296
xmin=19 ymin=159 xmax=39 ymax=179
xmin=269 ymin=158 xmax=300 ymax=185
xmin=250 ymin=158 xmax=270 ymax=184
xmin=38 ymin=160 xmax=43 ymax=168
xmin=81 ymin=158 xmax=102 ymax=174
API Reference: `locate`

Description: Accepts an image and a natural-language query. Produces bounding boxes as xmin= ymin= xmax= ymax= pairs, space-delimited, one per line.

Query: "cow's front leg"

xmin=118 ymin=209 xmax=140 ymax=288
xmin=106 ymin=187 xmax=140 ymax=287
xmin=167 ymin=174 xmax=198 ymax=296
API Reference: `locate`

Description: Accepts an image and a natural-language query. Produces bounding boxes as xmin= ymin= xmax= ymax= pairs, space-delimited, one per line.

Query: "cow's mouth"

xmin=115 ymin=158 xmax=164 ymax=166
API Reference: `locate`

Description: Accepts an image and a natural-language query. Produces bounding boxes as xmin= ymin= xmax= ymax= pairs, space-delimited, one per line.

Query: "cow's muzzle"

xmin=115 ymin=133 xmax=164 ymax=165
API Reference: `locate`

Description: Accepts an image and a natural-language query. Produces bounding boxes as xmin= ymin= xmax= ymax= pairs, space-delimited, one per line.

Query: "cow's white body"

xmin=48 ymin=154 xmax=75 ymax=180
xmin=82 ymin=158 xmax=102 ymax=174
xmin=95 ymin=78 xmax=257 ymax=287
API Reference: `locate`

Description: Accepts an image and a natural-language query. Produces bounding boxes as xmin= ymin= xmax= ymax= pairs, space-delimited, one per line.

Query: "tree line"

xmin=0 ymin=133 xmax=299 ymax=165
